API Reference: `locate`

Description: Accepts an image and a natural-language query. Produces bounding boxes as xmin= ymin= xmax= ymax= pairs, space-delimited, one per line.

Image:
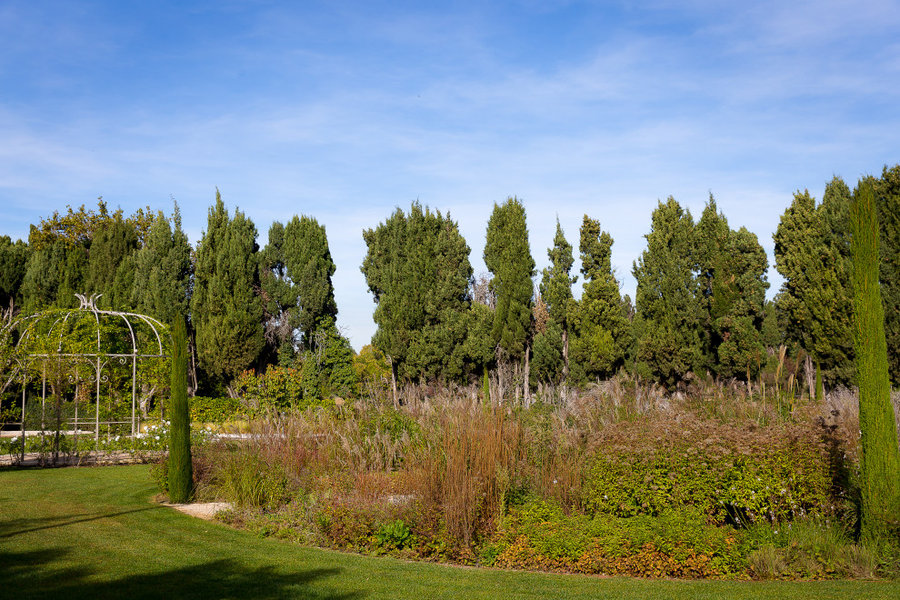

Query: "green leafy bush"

xmin=190 ymin=396 xmax=245 ymax=423
xmin=375 ymin=519 xmax=413 ymax=551
xmin=582 ymin=420 xmax=831 ymax=525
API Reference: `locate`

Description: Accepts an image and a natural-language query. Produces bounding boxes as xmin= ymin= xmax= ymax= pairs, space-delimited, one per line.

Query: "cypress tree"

xmin=22 ymin=235 xmax=88 ymax=311
xmin=132 ymin=206 xmax=192 ymax=324
xmin=874 ymin=164 xmax=900 ymax=383
xmin=0 ymin=236 xmax=28 ymax=313
xmin=632 ymin=197 xmax=701 ymax=388
xmin=695 ymin=198 xmax=768 ymax=379
xmin=22 ymin=201 xmax=152 ymax=312
xmin=484 ymin=197 xmax=535 ymax=362
xmin=283 ymin=215 xmax=338 ymax=351
xmin=694 ymin=197 xmax=731 ymax=373
xmin=850 ymin=177 xmax=900 ymax=543
xmin=259 ymin=221 xmax=296 ymax=364
xmin=537 ymin=220 xmax=576 ymax=383
xmin=191 ymin=191 xmax=264 ymax=389
xmin=168 ymin=315 xmax=192 ymax=504
xmin=569 ymin=215 xmax=629 ymax=381
xmin=86 ymin=214 xmax=139 ymax=307
xmin=362 ymin=203 xmax=473 ymax=384
xmin=774 ymin=188 xmax=854 ymax=390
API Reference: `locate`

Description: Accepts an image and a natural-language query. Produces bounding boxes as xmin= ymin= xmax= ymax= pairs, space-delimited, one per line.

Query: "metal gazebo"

xmin=1 ymin=293 xmax=170 ymax=465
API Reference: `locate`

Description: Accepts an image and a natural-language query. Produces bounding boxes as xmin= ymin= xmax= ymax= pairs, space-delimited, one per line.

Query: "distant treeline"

xmin=2 ymin=166 xmax=899 ymax=399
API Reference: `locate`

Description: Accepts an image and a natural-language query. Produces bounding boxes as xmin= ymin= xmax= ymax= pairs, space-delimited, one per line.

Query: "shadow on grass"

xmin=1 ymin=547 xmax=361 ymax=600
xmin=0 ymin=507 xmax=163 ymax=538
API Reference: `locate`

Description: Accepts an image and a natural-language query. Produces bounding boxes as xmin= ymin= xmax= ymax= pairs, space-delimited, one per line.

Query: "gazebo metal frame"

xmin=1 ymin=293 xmax=169 ymax=464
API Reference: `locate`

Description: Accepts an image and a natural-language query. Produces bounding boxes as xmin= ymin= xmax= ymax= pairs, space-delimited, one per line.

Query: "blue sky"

xmin=1 ymin=1 xmax=899 ymax=349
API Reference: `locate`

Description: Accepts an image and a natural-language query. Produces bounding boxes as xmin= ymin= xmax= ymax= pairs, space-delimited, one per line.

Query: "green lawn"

xmin=1 ymin=465 xmax=898 ymax=600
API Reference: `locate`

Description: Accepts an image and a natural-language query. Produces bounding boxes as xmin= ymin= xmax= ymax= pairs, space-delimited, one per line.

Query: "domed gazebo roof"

xmin=5 ymin=293 xmax=168 ymax=361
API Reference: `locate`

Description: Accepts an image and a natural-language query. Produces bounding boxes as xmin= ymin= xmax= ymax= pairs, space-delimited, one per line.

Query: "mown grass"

xmin=1 ymin=465 xmax=898 ymax=600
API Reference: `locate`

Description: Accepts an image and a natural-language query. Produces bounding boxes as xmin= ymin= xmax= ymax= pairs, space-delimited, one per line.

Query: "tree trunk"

xmin=188 ymin=333 xmax=199 ymax=396
xmin=815 ymin=361 xmax=824 ymax=402
xmin=524 ymin=344 xmax=531 ymax=406
xmin=390 ymin=357 xmax=399 ymax=409
xmin=514 ymin=361 xmax=520 ymax=404
xmin=805 ymin=354 xmax=815 ymax=400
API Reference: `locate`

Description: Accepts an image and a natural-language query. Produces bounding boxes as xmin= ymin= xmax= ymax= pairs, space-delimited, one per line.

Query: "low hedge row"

xmin=581 ymin=420 xmax=832 ymax=525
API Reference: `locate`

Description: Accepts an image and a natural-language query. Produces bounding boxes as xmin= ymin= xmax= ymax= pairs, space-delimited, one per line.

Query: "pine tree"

xmin=167 ymin=315 xmax=192 ymax=504
xmin=569 ymin=215 xmax=629 ymax=381
xmin=260 ymin=216 xmax=338 ymax=363
xmin=632 ymin=197 xmax=701 ymax=388
xmin=694 ymin=197 xmax=731 ymax=373
xmin=713 ymin=227 xmax=769 ymax=379
xmin=259 ymin=221 xmax=296 ymax=364
xmin=298 ymin=316 xmax=357 ymax=404
xmin=22 ymin=236 xmax=85 ymax=311
xmin=22 ymin=201 xmax=151 ymax=312
xmin=190 ymin=191 xmax=264 ymax=389
xmin=850 ymin=177 xmax=900 ymax=544
xmin=484 ymin=198 xmax=535 ymax=363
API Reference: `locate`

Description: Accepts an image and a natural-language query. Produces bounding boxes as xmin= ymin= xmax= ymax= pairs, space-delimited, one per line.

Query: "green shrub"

xmin=582 ymin=421 xmax=832 ymax=525
xmin=190 ymin=396 xmax=245 ymax=423
xmin=375 ymin=519 xmax=413 ymax=551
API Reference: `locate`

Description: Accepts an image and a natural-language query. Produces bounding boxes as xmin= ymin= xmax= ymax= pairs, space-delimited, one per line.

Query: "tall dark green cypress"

xmin=284 ymin=215 xmax=338 ymax=351
xmin=361 ymin=203 xmax=473 ymax=383
xmin=632 ymin=198 xmax=701 ymax=388
xmin=569 ymin=215 xmax=629 ymax=381
xmin=484 ymin=197 xmax=535 ymax=362
xmin=168 ymin=316 xmax=192 ymax=503
xmin=191 ymin=191 xmax=264 ymax=387
xmin=536 ymin=220 xmax=576 ymax=383
xmin=874 ymin=165 xmax=900 ymax=383
xmin=850 ymin=178 xmax=900 ymax=544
